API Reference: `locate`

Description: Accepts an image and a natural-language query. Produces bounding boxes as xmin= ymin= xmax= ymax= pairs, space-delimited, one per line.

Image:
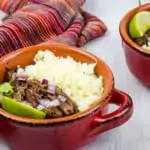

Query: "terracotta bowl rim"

xmin=0 ymin=44 xmax=114 ymax=125
xmin=119 ymin=3 xmax=150 ymax=56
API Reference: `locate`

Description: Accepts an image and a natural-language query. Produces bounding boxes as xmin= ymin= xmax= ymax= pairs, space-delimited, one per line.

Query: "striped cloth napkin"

xmin=0 ymin=0 xmax=107 ymax=56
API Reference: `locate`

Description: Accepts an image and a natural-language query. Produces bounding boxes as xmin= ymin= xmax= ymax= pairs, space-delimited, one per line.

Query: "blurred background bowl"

xmin=119 ymin=3 xmax=150 ymax=86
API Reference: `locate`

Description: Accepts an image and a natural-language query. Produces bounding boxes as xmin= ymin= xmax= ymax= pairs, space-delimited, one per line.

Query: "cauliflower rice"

xmin=17 ymin=50 xmax=104 ymax=111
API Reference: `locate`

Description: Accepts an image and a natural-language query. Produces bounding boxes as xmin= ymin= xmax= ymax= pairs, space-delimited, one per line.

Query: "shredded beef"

xmin=134 ymin=30 xmax=150 ymax=46
xmin=3 ymin=68 xmax=79 ymax=118
xmin=4 ymin=68 xmax=17 ymax=82
xmin=43 ymin=106 xmax=63 ymax=118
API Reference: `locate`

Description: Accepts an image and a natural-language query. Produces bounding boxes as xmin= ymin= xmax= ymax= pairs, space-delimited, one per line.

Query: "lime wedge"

xmin=1 ymin=96 xmax=46 ymax=119
xmin=129 ymin=11 xmax=150 ymax=38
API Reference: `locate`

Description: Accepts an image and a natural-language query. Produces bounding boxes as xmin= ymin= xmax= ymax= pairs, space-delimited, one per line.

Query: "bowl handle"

xmin=88 ymin=89 xmax=133 ymax=139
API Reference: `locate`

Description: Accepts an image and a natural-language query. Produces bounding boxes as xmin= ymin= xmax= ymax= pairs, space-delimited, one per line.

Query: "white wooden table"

xmin=0 ymin=0 xmax=150 ymax=150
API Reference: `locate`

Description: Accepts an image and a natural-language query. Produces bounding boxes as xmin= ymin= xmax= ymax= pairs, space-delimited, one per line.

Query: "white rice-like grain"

xmin=17 ymin=51 xmax=104 ymax=111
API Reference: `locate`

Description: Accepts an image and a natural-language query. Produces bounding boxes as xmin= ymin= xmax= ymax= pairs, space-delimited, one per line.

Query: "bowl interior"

xmin=0 ymin=44 xmax=113 ymax=125
xmin=119 ymin=3 xmax=150 ymax=55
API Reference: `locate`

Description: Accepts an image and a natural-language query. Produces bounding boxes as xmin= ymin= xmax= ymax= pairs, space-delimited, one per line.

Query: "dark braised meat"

xmin=3 ymin=68 xmax=79 ymax=118
xmin=56 ymin=87 xmax=79 ymax=115
xmin=43 ymin=106 xmax=63 ymax=118
xmin=25 ymin=79 xmax=45 ymax=107
xmin=58 ymin=101 xmax=75 ymax=115
xmin=4 ymin=68 xmax=17 ymax=82
xmin=25 ymin=89 xmax=39 ymax=107
xmin=13 ymin=86 xmax=26 ymax=101
xmin=13 ymin=77 xmax=27 ymax=101
xmin=134 ymin=30 xmax=150 ymax=46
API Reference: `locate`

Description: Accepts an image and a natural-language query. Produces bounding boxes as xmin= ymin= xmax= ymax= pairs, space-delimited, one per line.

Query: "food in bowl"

xmin=129 ymin=10 xmax=150 ymax=50
xmin=119 ymin=4 xmax=150 ymax=85
xmin=0 ymin=50 xmax=104 ymax=119
xmin=0 ymin=44 xmax=134 ymax=150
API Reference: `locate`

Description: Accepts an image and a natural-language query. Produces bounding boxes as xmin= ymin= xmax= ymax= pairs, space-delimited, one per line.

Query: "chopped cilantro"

xmin=0 ymin=82 xmax=14 ymax=96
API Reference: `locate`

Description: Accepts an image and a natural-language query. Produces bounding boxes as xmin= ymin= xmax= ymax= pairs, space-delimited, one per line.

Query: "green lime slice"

xmin=129 ymin=11 xmax=150 ymax=38
xmin=1 ymin=96 xmax=46 ymax=119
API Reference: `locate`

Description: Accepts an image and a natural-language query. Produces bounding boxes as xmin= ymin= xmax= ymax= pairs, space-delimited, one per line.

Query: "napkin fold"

xmin=0 ymin=0 xmax=107 ymax=56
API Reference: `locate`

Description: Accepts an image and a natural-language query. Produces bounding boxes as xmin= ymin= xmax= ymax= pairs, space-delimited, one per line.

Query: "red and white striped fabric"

xmin=0 ymin=0 xmax=107 ymax=57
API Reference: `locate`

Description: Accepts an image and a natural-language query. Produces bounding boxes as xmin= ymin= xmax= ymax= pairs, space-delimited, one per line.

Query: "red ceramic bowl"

xmin=0 ymin=43 xmax=133 ymax=150
xmin=119 ymin=4 xmax=150 ymax=86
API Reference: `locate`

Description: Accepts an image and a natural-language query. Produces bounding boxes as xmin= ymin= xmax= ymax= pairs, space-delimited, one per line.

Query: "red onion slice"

xmin=17 ymin=75 xmax=27 ymax=81
xmin=41 ymin=79 xmax=48 ymax=84
xmin=38 ymin=99 xmax=60 ymax=107
xmin=47 ymin=99 xmax=60 ymax=107
xmin=48 ymin=84 xmax=56 ymax=94
xmin=16 ymin=72 xmax=27 ymax=81
xmin=38 ymin=99 xmax=50 ymax=107
xmin=37 ymin=104 xmax=45 ymax=110
xmin=57 ymin=95 xmax=67 ymax=102
xmin=22 ymin=101 xmax=33 ymax=107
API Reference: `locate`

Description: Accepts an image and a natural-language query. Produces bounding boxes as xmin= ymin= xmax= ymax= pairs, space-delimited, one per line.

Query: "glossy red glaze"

xmin=119 ymin=4 xmax=150 ymax=85
xmin=0 ymin=44 xmax=133 ymax=150
xmin=0 ymin=89 xmax=133 ymax=150
xmin=122 ymin=41 xmax=150 ymax=85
